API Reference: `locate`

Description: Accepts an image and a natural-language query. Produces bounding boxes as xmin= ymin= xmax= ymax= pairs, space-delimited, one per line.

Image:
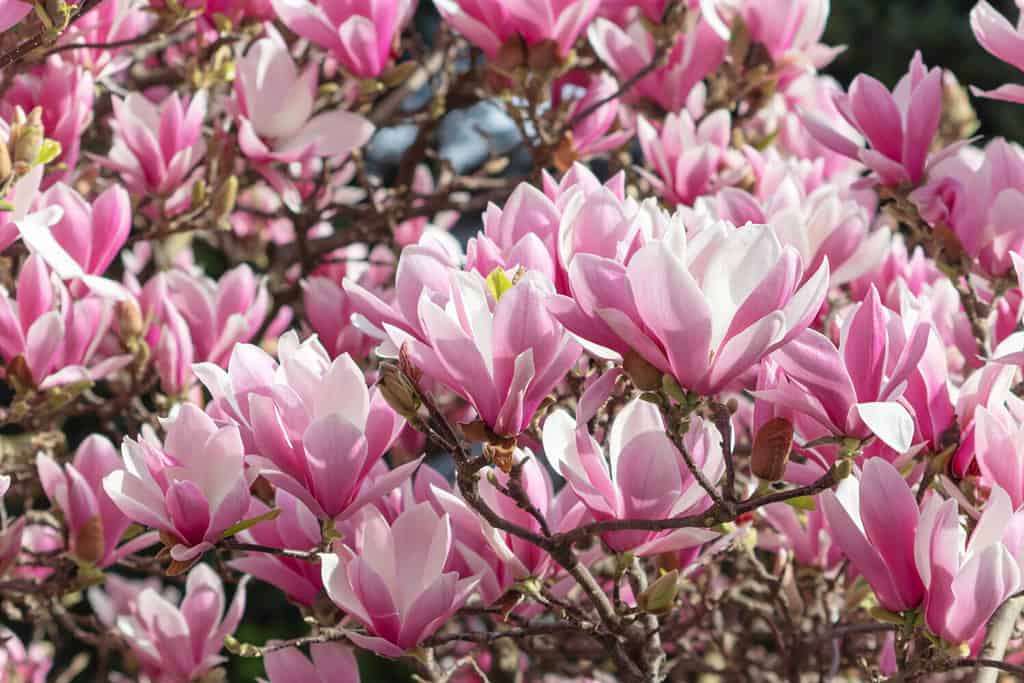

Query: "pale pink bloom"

xmin=551 ymin=221 xmax=829 ymax=396
xmin=637 ymin=109 xmax=744 ymax=206
xmin=741 ymin=0 xmax=842 ymax=71
xmin=757 ymin=287 xmax=931 ymax=461
xmin=802 ymin=52 xmax=948 ymax=187
xmin=0 ymin=0 xmax=31 ymax=32
xmin=235 ymin=28 xmax=374 ymax=164
xmin=465 ymin=165 xmax=641 ymax=294
xmin=0 ymin=155 xmax=44 ymax=255
xmin=759 ymin=502 xmax=838 ymax=567
xmin=321 ymin=503 xmax=480 ymax=657
xmin=542 ymin=394 xmax=723 ymax=556
xmin=229 ymin=490 xmax=323 ymax=607
xmin=263 ymin=642 xmax=360 ymax=683
xmin=101 ymin=90 xmax=207 ymax=196
xmin=973 ymin=399 xmax=1024 ymax=509
xmin=554 ymin=71 xmax=633 ymax=159
xmin=0 ymin=629 xmax=52 ymax=683
xmin=588 ymin=13 xmax=726 ymax=114
xmin=88 ymin=574 xmax=178 ymax=629
xmin=951 ymin=362 xmax=1020 ymax=477
xmin=910 ymin=139 xmax=1024 ymax=279
xmin=435 ymin=0 xmax=599 ymax=59
xmin=30 ymin=183 xmax=131 ymax=276
xmin=37 ymin=436 xmax=158 ymax=567
xmin=195 ymin=332 xmax=411 ymax=520
xmin=58 ymin=0 xmax=154 ymax=77
xmin=103 ymin=404 xmax=252 ymax=561
xmin=710 ymin=178 xmax=888 ymax=286
xmin=970 ymin=1 xmax=1024 ymax=103
xmin=2 ymin=59 xmax=94 ymax=187
xmin=148 ymin=0 xmax=275 ymax=21
xmin=387 ymin=270 xmax=581 ymax=436
xmin=271 ymin=0 xmax=415 ymax=78
xmin=113 ymin=564 xmax=247 ymax=681
xmin=916 ymin=486 xmax=1021 ymax=643
xmin=598 ymin=0 xmax=670 ymax=23
xmin=821 ymin=459 xmax=925 ymax=612
xmin=773 ymin=73 xmax=865 ymax=177
xmin=302 ymin=276 xmax=376 ymax=360
xmin=0 ymin=255 xmax=131 ymax=389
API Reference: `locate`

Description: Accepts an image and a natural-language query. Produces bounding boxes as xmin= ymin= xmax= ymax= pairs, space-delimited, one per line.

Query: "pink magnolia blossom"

xmin=36 ymin=435 xmax=158 ymax=567
xmin=821 ymin=459 xmax=925 ymax=613
xmin=802 ymin=52 xmax=947 ymax=187
xmin=0 ymin=629 xmax=52 ymax=683
xmin=101 ymin=90 xmax=207 ymax=197
xmin=588 ymin=13 xmax=726 ymax=114
xmin=0 ymin=254 xmax=131 ymax=389
xmin=271 ymin=0 xmax=415 ymax=78
xmin=916 ymin=486 xmax=1022 ymax=643
xmin=542 ymin=393 xmax=723 ymax=556
xmin=759 ymin=501 xmax=838 ymax=567
xmin=302 ymin=276 xmax=376 ymax=359
xmin=235 ymin=28 xmax=374 ymax=164
xmin=554 ymin=71 xmax=633 ymax=161
xmin=637 ymin=109 xmax=743 ymax=206
xmin=263 ymin=642 xmax=360 ymax=683
xmin=113 ymin=564 xmax=247 ymax=682
xmin=741 ymin=0 xmax=842 ymax=71
xmin=435 ymin=0 xmax=600 ymax=60
xmin=229 ymin=490 xmax=323 ymax=607
xmin=970 ymin=0 xmax=1024 ymax=103
xmin=321 ymin=503 xmax=480 ymax=657
xmin=30 ymin=183 xmax=131 ymax=276
xmin=973 ymin=400 xmax=1024 ymax=509
xmin=2 ymin=59 xmax=94 ymax=187
xmin=387 ymin=270 xmax=581 ymax=436
xmin=756 ymin=287 xmax=931 ymax=461
xmin=551 ymin=221 xmax=829 ymax=396
xmin=57 ymin=0 xmax=154 ymax=77
xmin=196 ymin=332 xmax=411 ymax=520
xmin=103 ymin=404 xmax=252 ymax=562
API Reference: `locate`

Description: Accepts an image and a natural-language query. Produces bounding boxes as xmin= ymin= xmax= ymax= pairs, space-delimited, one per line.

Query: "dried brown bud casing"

xmin=750 ymin=417 xmax=794 ymax=482
xmin=378 ymin=362 xmax=421 ymax=421
xmin=624 ymin=349 xmax=662 ymax=391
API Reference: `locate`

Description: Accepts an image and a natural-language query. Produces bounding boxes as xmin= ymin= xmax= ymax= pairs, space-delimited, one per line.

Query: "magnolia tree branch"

xmin=974 ymin=595 xmax=1024 ymax=683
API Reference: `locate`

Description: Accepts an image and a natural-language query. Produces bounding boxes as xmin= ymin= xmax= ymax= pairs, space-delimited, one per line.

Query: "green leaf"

xmin=486 ymin=267 xmax=515 ymax=301
xmin=638 ymin=569 xmax=680 ymax=613
xmin=221 ymin=508 xmax=280 ymax=539
xmin=34 ymin=139 xmax=62 ymax=167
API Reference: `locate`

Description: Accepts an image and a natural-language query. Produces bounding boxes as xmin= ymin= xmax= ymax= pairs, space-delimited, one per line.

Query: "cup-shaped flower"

xmin=113 ymin=564 xmax=247 ymax=682
xmin=387 ymin=269 xmax=581 ymax=436
xmin=37 ymin=435 xmax=157 ymax=567
xmin=542 ymin=396 xmax=723 ymax=555
xmin=915 ymin=486 xmax=1022 ymax=643
xmin=103 ymin=404 xmax=252 ymax=562
xmin=101 ymin=90 xmax=207 ymax=196
xmin=551 ymin=222 xmax=829 ymax=396
xmin=757 ymin=286 xmax=931 ymax=457
xmin=321 ymin=503 xmax=479 ymax=657
xmin=802 ymin=52 xmax=946 ymax=186
xmin=302 ymin=276 xmax=376 ymax=359
xmin=235 ymin=28 xmax=374 ymax=164
xmin=820 ymin=459 xmax=925 ymax=613
xmin=196 ymin=332 xmax=410 ymax=520
xmin=271 ymin=0 xmax=415 ymax=78
xmin=32 ymin=183 xmax=131 ymax=276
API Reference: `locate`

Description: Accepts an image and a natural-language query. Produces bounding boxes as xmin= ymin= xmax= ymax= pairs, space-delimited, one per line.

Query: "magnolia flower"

xmin=321 ymin=503 xmax=480 ymax=657
xmin=112 ymin=564 xmax=247 ymax=681
xmin=196 ymin=332 xmax=411 ymax=520
xmin=235 ymin=28 xmax=374 ymax=164
xmin=31 ymin=183 xmax=131 ymax=276
xmin=271 ymin=0 xmax=415 ymax=78
xmin=0 ymin=0 xmax=31 ymax=32
xmin=386 ymin=269 xmax=581 ymax=436
xmin=542 ymin=393 xmax=723 ymax=556
xmin=970 ymin=0 xmax=1024 ymax=102
xmin=551 ymin=221 xmax=829 ymax=396
xmin=0 ymin=628 xmax=52 ymax=683
xmin=101 ymin=90 xmax=207 ymax=196
xmin=37 ymin=436 xmax=158 ymax=567
xmin=802 ymin=52 xmax=948 ymax=187
xmin=103 ymin=404 xmax=252 ymax=562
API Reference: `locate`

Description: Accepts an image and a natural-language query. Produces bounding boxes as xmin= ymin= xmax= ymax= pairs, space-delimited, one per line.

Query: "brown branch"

xmin=973 ymin=594 xmax=1024 ymax=683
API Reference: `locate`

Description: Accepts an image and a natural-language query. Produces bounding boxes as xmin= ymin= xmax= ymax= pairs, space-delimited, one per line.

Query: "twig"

xmin=973 ymin=594 xmax=1024 ymax=683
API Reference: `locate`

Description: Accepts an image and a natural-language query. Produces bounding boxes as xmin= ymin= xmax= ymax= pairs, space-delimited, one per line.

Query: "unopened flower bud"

xmin=116 ymin=299 xmax=144 ymax=339
xmin=377 ymin=362 xmax=421 ymax=421
xmin=0 ymin=142 xmax=11 ymax=184
xmin=72 ymin=516 xmax=105 ymax=565
xmin=750 ymin=417 xmax=794 ymax=482
xmin=12 ymin=121 xmax=43 ymax=168
xmin=637 ymin=569 xmax=680 ymax=614
xmin=624 ymin=349 xmax=662 ymax=391
xmin=212 ymin=175 xmax=238 ymax=227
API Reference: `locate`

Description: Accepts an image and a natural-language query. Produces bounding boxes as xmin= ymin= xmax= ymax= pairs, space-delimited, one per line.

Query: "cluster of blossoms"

xmin=5 ymin=0 xmax=1024 ymax=681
